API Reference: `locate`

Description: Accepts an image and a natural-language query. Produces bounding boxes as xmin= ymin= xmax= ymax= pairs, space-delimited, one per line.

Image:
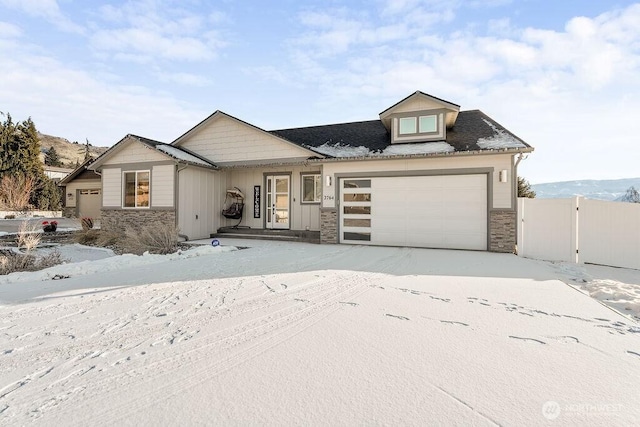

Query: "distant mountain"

xmin=38 ymin=132 xmax=108 ymax=168
xmin=532 ymin=178 xmax=640 ymax=201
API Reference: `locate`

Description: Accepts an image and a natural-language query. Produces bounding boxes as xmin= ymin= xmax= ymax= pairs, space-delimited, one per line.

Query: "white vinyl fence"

xmin=517 ymin=197 xmax=640 ymax=270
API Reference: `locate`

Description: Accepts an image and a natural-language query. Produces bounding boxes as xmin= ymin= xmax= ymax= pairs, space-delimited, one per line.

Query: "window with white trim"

xmin=301 ymin=173 xmax=322 ymax=203
xmin=123 ymin=171 xmax=150 ymax=208
xmin=399 ymin=115 xmax=438 ymax=135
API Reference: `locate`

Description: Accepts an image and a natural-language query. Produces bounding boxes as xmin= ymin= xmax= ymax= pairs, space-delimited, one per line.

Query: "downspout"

xmin=175 ymin=163 xmax=190 ymax=241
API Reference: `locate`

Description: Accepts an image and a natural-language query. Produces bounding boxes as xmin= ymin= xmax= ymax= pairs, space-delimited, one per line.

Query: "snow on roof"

xmin=308 ymin=141 xmax=455 ymax=158
xmin=476 ymin=119 xmax=526 ymax=149
xmin=155 ymin=145 xmax=212 ymax=166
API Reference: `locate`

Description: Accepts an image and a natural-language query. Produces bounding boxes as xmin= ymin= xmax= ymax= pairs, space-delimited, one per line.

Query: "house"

xmin=58 ymin=159 xmax=102 ymax=218
xmin=88 ymin=91 xmax=533 ymax=252
xmin=43 ymin=165 xmax=74 ymax=182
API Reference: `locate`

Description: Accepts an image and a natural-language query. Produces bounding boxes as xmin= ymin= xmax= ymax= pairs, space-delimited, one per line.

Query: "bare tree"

xmin=0 ymin=175 xmax=36 ymax=212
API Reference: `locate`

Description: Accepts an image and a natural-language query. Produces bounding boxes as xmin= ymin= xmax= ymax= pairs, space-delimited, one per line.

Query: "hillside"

xmin=532 ymin=177 xmax=640 ymax=201
xmin=38 ymin=132 xmax=108 ymax=168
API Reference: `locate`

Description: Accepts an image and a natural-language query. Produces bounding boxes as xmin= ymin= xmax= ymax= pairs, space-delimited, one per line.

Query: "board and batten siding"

xmin=102 ymin=168 xmax=122 ymax=207
xmin=177 ymin=114 xmax=312 ymax=163
xmin=151 ymin=165 xmax=175 ymax=207
xmin=107 ymin=141 xmax=168 ymax=165
xmin=178 ymin=167 xmax=225 ymax=240
xmin=225 ymin=165 xmax=321 ymax=231
xmin=321 ymin=154 xmax=515 ymax=210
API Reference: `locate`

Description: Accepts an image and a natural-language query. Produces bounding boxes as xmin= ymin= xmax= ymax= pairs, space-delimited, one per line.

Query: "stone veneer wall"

xmin=320 ymin=209 xmax=337 ymax=244
xmin=489 ymin=209 xmax=516 ymax=253
xmin=101 ymin=209 xmax=176 ymax=234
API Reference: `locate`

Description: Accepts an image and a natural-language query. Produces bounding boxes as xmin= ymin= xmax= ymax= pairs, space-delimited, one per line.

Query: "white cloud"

xmin=0 ymin=47 xmax=208 ymax=146
xmin=270 ymin=3 xmax=640 ymax=182
xmin=155 ymin=71 xmax=211 ymax=87
xmin=0 ymin=21 xmax=21 ymax=38
xmin=89 ymin=1 xmax=228 ymax=62
xmin=0 ymin=0 xmax=84 ymax=33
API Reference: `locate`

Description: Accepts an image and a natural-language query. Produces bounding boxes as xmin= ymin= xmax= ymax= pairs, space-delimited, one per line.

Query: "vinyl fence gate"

xmin=517 ymin=197 xmax=640 ymax=270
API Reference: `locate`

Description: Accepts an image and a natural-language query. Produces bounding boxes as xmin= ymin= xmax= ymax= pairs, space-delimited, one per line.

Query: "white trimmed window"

xmin=399 ymin=115 xmax=437 ymax=135
xmin=419 ymin=115 xmax=437 ymax=133
xmin=301 ymin=173 xmax=322 ymax=203
xmin=123 ymin=171 xmax=150 ymax=208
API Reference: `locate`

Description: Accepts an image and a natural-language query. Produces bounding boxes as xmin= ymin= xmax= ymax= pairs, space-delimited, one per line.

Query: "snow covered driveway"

xmin=1 ymin=240 xmax=639 ymax=425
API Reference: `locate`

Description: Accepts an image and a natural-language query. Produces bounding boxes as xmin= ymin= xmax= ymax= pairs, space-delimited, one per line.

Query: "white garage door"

xmin=78 ymin=189 xmax=102 ymax=219
xmin=340 ymin=175 xmax=487 ymax=250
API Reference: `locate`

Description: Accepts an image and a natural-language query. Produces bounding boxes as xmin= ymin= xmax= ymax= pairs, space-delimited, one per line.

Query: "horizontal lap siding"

xmin=108 ymin=142 xmax=167 ymax=164
xmin=152 ymin=165 xmax=174 ymax=207
xmin=102 ymin=168 xmax=122 ymax=207
xmin=322 ymin=154 xmax=514 ymax=210
xmin=178 ymin=115 xmax=312 ymax=163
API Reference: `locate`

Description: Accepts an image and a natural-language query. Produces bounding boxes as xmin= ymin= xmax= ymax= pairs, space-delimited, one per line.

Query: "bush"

xmin=4 ymin=214 xmax=15 ymax=219
xmin=17 ymin=221 xmax=41 ymax=251
xmin=123 ymin=223 xmax=179 ymax=255
xmin=0 ymin=251 xmax=64 ymax=275
xmin=74 ymin=229 xmax=123 ymax=248
xmin=81 ymin=217 xmax=94 ymax=231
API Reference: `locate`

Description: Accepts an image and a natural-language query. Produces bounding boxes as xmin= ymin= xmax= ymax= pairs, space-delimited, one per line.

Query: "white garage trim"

xmin=336 ymin=169 xmax=492 ymax=250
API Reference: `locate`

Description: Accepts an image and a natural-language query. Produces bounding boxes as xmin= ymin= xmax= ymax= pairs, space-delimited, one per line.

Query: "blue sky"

xmin=1 ymin=0 xmax=639 ymax=183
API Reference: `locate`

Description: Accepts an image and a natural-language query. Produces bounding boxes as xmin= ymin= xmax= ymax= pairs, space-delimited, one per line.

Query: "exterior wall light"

xmin=325 ymin=175 xmax=332 ymax=187
xmin=499 ymin=170 xmax=508 ymax=183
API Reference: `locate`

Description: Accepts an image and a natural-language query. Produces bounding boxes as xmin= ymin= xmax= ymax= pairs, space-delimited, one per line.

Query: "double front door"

xmin=266 ymin=175 xmax=290 ymax=229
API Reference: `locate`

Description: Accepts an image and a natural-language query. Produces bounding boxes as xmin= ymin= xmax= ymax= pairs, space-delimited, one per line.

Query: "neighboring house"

xmin=43 ymin=165 xmax=74 ymax=182
xmin=89 ymin=91 xmax=533 ymax=252
xmin=58 ymin=159 xmax=102 ymax=218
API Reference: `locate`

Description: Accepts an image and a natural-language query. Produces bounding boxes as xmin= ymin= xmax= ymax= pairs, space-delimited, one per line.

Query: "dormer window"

xmin=419 ymin=115 xmax=437 ymax=133
xmin=398 ymin=115 xmax=438 ymax=135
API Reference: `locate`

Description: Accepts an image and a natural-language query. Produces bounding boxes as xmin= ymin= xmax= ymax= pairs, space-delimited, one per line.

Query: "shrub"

xmin=4 ymin=214 xmax=15 ymax=219
xmin=17 ymin=221 xmax=41 ymax=251
xmin=74 ymin=229 xmax=123 ymax=248
xmin=123 ymin=223 xmax=179 ymax=255
xmin=81 ymin=217 xmax=94 ymax=231
xmin=0 ymin=250 xmax=64 ymax=275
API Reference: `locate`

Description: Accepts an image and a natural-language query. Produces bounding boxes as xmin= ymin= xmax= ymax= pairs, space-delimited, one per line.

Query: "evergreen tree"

xmin=34 ymin=176 xmax=62 ymax=210
xmin=44 ymin=146 xmax=63 ymax=167
xmin=79 ymin=138 xmax=93 ymax=161
xmin=517 ymin=177 xmax=536 ymax=198
xmin=0 ymin=113 xmax=60 ymax=210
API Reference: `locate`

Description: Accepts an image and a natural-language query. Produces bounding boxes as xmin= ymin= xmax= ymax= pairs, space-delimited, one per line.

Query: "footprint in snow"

xmin=548 ymin=335 xmax=580 ymax=344
xmin=440 ymin=320 xmax=468 ymax=327
xmin=385 ymin=314 xmax=410 ymax=321
xmin=429 ymin=296 xmax=451 ymax=303
xmin=509 ymin=336 xmax=546 ymax=345
xmin=339 ymin=302 xmax=358 ymax=307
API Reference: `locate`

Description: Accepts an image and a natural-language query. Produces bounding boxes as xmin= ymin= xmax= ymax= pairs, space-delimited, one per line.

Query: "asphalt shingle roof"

xmin=271 ymin=110 xmax=531 ymax=158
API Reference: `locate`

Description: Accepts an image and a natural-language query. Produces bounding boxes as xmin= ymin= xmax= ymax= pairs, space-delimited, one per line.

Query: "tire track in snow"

xmin=20 ymin=272 xmax=368 ymax=421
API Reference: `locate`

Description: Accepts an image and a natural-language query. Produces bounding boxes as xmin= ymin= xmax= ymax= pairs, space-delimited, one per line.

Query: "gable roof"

xmin=90 ymin=134 xmax=217 ymax=170
xmin=379 ymin=90 xmax=460 ymax=116
xmin=170 ymin=110 xmax=324 ymax=159
xmin=271 ymin=110 xmax=532 ymax=160
xmin=58 ymin=158 xmax=99 ymax=185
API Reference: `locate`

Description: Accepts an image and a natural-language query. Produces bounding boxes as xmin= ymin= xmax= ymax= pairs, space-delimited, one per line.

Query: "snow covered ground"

xmin=1 ymin=240 xmax=639 ymax=425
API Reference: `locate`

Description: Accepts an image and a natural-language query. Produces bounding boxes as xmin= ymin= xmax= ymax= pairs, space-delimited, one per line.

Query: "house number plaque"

xmin=254 ymin=185 xmax=261 ymax=218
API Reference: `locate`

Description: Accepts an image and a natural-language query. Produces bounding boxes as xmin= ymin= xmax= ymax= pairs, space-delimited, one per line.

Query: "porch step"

xmin=211 ymin=227 xmax=320 ymax=244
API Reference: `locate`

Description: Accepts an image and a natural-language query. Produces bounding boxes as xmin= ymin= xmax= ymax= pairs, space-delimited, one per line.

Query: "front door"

xmin=266 ymin=175 xmax=290 ymax=229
